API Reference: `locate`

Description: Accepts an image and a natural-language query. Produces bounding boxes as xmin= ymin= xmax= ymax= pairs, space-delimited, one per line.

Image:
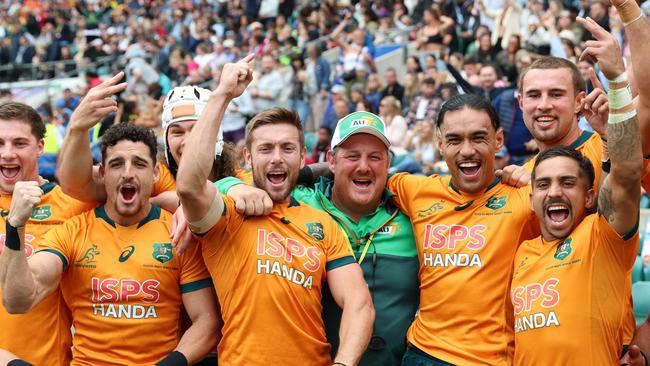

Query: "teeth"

xmin=548 ymin=205 xmax=567 ymax=211
xmin=537 ymin=117 xmax=555 ymax=122
xmin=459 ymin=162 xmax=479 ymax=168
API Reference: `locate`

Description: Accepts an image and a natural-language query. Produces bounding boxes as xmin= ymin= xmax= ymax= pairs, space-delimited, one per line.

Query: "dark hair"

xmin=422 ymin=77 xmax=437 ymax=85
xmin=0 ymin=102 xmax=46 ymax=140
xmin=101 ymin=122 xmax=158 ymax=164
xmin=436 ymin=93 xmax=500 ymax=130
xmin=245 ymin=108 xmax=304 ymax=150
xmin=480 ymin=63 xmax=502 ymax=78
xmin=518 ymin=56 xmax=585 ymax=96
xmin=211 ymin=142 xmax=240 ymax=181
xmin=531 ymin=146 xmax=595 ymax=189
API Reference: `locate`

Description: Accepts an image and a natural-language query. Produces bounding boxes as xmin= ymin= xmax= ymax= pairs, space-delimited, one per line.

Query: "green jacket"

xmin=216 ymin=177 xmax=419 ymax=366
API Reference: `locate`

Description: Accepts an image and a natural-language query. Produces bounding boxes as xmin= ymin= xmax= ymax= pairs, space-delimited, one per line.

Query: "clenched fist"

xmin=8 ymin=181 xmax=43 ymax=227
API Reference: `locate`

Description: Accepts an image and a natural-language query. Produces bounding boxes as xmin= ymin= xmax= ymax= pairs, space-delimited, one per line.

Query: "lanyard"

xmin=357 ymin=231 xmax=377 ymax=265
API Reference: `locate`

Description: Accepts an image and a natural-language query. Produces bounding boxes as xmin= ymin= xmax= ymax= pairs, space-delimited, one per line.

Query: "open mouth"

xmin=546 ymin=203 xmax=570 ymax=223
xmin=535 ymin=116 xmax=557 ymax=129
xmin=267 ymin=171 xmax=287 ymax=186
xmin=120 ymin=186 xmax=137 ymax=203
xmin=352 ymin=177 xmax=372 ymax=189
xmin=458 ymin=161 xmax=481 ymax=177
xmin=0 ymin=165 xmax=20 ymax=180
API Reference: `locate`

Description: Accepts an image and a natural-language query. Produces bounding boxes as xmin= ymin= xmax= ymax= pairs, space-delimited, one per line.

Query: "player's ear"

xmin=153 ymin=162 xmax=160 ymax=184
xmin=98 ymin=163 xmax=106 ymax=184
xmin=585 ymin=187 xmax=597 ymax=210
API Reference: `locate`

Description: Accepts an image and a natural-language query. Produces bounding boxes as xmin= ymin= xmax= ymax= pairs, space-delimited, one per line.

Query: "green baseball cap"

xmin=330 ymin=111 xmax=391 ymax=149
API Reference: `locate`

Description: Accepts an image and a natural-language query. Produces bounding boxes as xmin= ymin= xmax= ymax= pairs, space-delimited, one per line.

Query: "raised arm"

xmin=579 ymin=16 xmax=642 ymax=235
xmin=176 ymin=56 xmax=254 ymax=232
xmin=58 ymin=72 xmax=127 ymax=202
xmin=330 ymin=12 xmax=353 ymax=51
xmin=610 ymin=0 xmax=650 ymax=155
xmin=1 ymin=182 xmax=63 ymax=313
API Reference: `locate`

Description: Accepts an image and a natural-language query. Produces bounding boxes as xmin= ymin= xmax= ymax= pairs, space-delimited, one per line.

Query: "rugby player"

xmin=176 ymin=56 xmax=374 ymax=366
xmin=0 ymin=101 xmax=96 ymax=365
xmin=385 ymin=93 xmax=538 ymax=365
xmin=215 ymin=111 xmax=419 ymax=366
xmin=0 ymin=123 xmax=219 ymax=365
xmin=510 ymin=28 xmax=641 ymax=362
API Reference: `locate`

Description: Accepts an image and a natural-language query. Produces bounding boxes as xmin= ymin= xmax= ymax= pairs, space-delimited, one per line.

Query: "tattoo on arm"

xmin=607 ymin=116 xmax=640 ymax=162
xmin=598 ymin=184 xmax=615 ymax=223
xmin=599 ymin=115 xmax=640 ymax=224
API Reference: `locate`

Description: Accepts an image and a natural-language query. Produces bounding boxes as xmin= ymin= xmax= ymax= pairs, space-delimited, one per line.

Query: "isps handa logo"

xmin=76 ymin=244 xmax=100 ymax=268
xmin=554 ymin=238 xmax=572 ymax=261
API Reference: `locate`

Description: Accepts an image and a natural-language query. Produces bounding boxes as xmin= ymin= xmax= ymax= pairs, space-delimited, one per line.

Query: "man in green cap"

xmin=218 ymin=111 xmax=419 ymax=366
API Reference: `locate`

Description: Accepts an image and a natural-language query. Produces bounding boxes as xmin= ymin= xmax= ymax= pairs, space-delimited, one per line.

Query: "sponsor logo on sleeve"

xmin=76 ymin=244 xmax=100 ymax=268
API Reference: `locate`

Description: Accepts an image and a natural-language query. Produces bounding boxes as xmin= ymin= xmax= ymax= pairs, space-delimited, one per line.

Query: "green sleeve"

xmin=214 ymin=176 xmax=245 ymax=194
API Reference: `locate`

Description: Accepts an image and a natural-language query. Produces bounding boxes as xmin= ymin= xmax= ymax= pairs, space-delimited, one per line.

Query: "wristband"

xmin=607 ymin=76 xmax=636 ymax=124
xmin=8 ymin=360 xmax=34 ymax=366
xmin=617 ymin=0 xmax=644 ymax=25
xmin=5 ymin=220 xmax=22 ymax=251
xmin=601 ymin=159 xmax=611 ymax=173
xmin=156 ymin=351 xmax=188 ymax=366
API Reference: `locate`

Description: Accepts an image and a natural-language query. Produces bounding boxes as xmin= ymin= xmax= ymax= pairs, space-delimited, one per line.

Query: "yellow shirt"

xmin=38 ymin=205 xmax=212 ymax=365
xmin=200 ymin=196 xmax=355 ymax=366
xmin=387 ymin=173 xmax=537 ymax=365
xmin=152 ymin=163 xmax=177 ymax=196
xmin=523 ymin=131 xmax=602 ymax=190
xmin=0 ymin=183 xmax=95 ymax=365
xmin=511 ymin=214 xmax=638 ymax=365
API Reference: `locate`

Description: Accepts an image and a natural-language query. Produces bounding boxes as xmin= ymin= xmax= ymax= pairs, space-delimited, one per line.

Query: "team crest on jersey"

xmin=76 ymin=244 xmax=100 ymax=267
xmin=152 ymin=243 xmax=173 ymax=263
xmin=31 ymin=205 xmax=52 ymax=220
xmin=0 ymin=209 xmax=7 ymax=218
xmin=416 ymin=200 xmax=444 ymax=218
xmin=305 ymin=222 xmax=324 ymax=241
xmin=554 ymin=238 xmax=572 ymax=260
xmin=485 ymin=196 xmax=507 ymax=210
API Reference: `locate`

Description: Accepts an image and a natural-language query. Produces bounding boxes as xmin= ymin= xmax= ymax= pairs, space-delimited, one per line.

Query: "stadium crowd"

xmin=2 ymin=0 xmax=650 ymax=365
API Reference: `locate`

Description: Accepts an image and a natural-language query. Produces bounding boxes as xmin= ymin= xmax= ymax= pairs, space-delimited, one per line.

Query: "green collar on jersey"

xmin=41 ymin=182 xmax=56 ymax=194
xmin=449 ymin=176 xmax=501 ymax=195
xmin=95 ymin=204 xmax=161 ymax=228
xmin=569 ymin=130 xmax=594 ymax=149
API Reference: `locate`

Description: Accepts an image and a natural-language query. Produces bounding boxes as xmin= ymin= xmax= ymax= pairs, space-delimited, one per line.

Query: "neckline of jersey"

xmin=94 ymin=204 xmax=161 ymax=228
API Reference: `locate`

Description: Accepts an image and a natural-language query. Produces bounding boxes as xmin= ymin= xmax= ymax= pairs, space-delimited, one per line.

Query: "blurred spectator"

xmin=496 ymin=34 xmax=522 ymax=83
xmin=378 ymin=96 xmax=409 ymax=153
xmin=492 ymin=88 xmax=536 ymax=165
xmin=406 ymin=55 xmax=424 ymax=77
xmin=223 ymin=89 xmax=254 ymax=145
xmin=331 ymin=12 xmax=376 ymax=86
xmin=406 ymin=77 xmax=443 ymax=126
xmin=306 ymin=42 xmax=331 ymax=132
xmin=54 ymin=88 xmax=80 ymax=111
xmin=403 ymin=72 xmax=421 ymax=110
xmin=250 ymin=54 xmax=283 ymax=114
xmin=288 ymin=55 xmax=311 ymax=128
xmin=365 ymin=73 xmax=384 ymax=113
xmin=477 ymin=63 xmax=506 ymax=101
xmin=415 ymin=6 xmax=454 ymax=55
xmin=323 ymin=84 xmax=351 ymax=131
xmin=390 ymin=120 xmax=439 ymax=174
xmin=382 ymin=67 xmax=405 ymax=105
xmin=307 ymin=126 xmax=332 ymax=164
